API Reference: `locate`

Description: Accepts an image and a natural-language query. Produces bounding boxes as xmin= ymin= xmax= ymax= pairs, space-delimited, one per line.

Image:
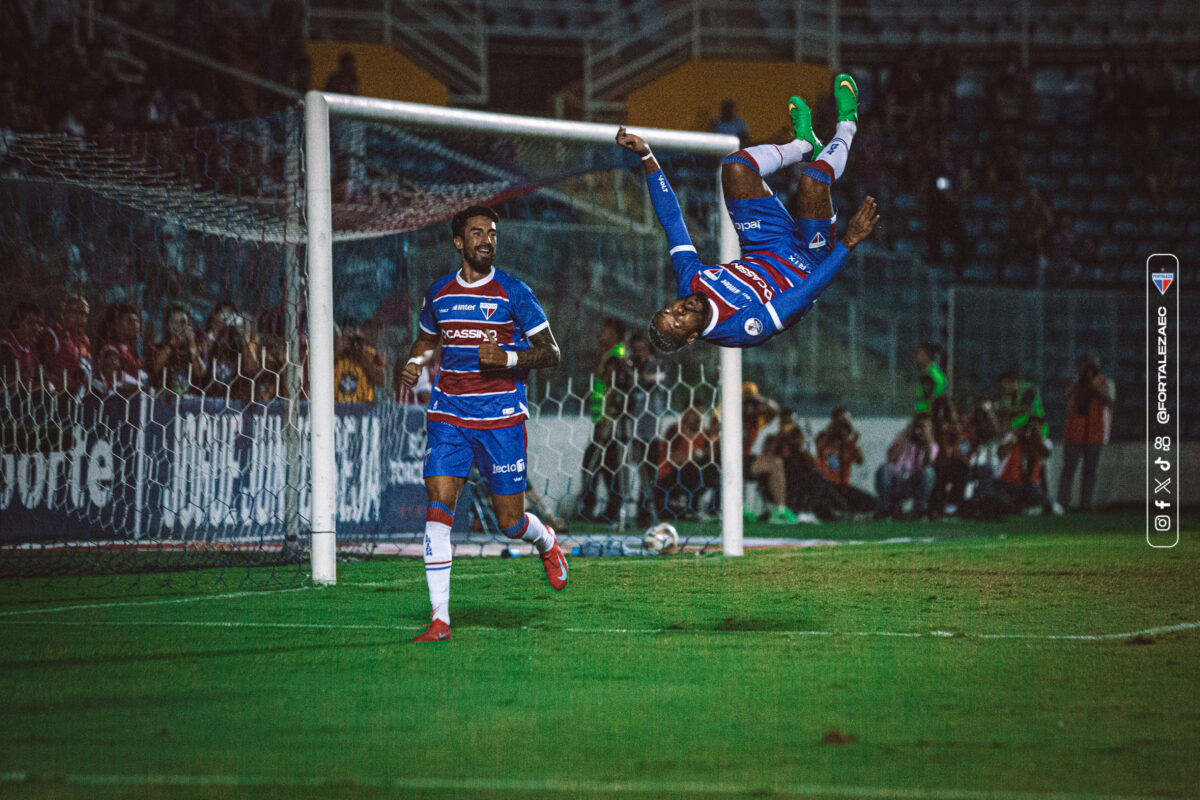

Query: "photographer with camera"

xmin=1057 ymin=356 xmax=1113 ymax=512
xmin=150 ymin=305 xmax=206 ymax=396
xmin=874 ymin=412 xmax=938 ymax=520
xmin=200 ymin=301 xmax=261 ymax=404
xmin=815 ymin=407 xmax=875 ymax=516
xmin=983 ymin=415 xmax=1060 ymax=517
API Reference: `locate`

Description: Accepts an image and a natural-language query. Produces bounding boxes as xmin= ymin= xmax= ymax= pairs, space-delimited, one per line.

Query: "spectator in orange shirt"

xmin=1057 ymin=356 xmax=1113 ymax=512
xmin=815 ymin=407 xmax=874 ymax=515
xmin=983 ymin=415 xmax=1060 ymax=517
xmin=654 ymin=407 xmax=718 ymax=520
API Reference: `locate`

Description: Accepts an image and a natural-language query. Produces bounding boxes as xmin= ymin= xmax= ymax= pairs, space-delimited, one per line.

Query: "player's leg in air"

xmin=789 ymin=74 xmax=859 ymax=262
xmin=413 ymin=425 xmax=567 ymax=644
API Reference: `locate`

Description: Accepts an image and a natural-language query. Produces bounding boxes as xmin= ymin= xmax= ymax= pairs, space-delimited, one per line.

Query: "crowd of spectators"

xmin=832 ymin=44 xmax=1195 ymax=286
xmin=566 ymin=314 xmax=1118 ymax=537
xmin=0 ymin=295 xmax=384 ymax=407
xmin=566 ymin=320 xmax=1117 ymax=535
xmin=0 ymin=1 xmax=307 ymax=139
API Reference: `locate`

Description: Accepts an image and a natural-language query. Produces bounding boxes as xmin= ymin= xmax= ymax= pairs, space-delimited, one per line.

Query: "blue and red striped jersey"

xmin=418 ymin=266 xmax=549 ymax=429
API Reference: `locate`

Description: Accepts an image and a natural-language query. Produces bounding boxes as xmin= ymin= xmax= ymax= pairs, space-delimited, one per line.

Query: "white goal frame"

xmin=304 ymin=90 xmax=744 ymax=584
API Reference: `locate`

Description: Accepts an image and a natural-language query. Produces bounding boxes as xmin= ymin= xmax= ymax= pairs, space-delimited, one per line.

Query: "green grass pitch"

xmin=1 ymin=512 xmax=1197 ymax=799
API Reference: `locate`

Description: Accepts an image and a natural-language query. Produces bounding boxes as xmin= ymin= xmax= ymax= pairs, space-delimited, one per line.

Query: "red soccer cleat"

xmin=540 ymin=529 xmax=569 ymax=591
xmin=412 ymin=616 xmax=452 ymax=643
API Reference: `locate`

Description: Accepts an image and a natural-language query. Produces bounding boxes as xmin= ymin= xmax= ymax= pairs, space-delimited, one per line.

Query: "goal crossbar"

xmin=303 ymin=90 xmax=745 ymax=584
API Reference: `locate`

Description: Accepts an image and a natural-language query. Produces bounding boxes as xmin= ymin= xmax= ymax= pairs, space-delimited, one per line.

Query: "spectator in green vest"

xmin=915 ymin=341 xmax=947 ymax=413
xmin=998 ymin=370 xmax=1049 ymax=438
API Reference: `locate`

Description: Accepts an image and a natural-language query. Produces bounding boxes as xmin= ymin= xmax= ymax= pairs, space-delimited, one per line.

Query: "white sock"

xmin=742 ymin=140 xmax=812 ymax=177
xmin=423 ymin=521 xmax=452 ymax=624
xmin=814 ymin=121 xmax=857 ymax=180
xmin=520 ymin=512 xmax=555 ymax=556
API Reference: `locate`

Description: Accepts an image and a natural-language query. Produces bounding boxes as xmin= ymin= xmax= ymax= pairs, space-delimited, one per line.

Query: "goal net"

xmin=0 ymin=97 xmax=742 ymax=580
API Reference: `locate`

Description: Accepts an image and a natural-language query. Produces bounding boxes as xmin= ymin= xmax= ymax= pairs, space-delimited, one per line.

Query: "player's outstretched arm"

xmin=399 ymin=329 xmax=439 ymax=387
xmin=616 ymin=126 xmax=700 ymax=273
xmin=769 ymin=195 xmax=881 ymax=327
xmin=616 ymin=126 xmax=659 ymax=175
xmin=479 ymin=328 xmax=560 ymax=371
xmin=841 ymin=195 xmax=880 ymax=251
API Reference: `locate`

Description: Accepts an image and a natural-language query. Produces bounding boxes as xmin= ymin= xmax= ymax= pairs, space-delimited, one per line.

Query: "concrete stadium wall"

xmin=528 ymin=414 xmax=1199 ymax=519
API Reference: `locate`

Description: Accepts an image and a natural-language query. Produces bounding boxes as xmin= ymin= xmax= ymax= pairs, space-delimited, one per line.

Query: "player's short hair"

xmin=451 ymin=205 xmax=500 ymax=239
xmin=646 ymin=314 xmax=683 ymax=353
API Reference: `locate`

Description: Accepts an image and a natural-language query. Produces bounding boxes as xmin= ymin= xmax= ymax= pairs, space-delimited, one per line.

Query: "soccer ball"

xmin=642 ymin=522 xmax=678 ymax=553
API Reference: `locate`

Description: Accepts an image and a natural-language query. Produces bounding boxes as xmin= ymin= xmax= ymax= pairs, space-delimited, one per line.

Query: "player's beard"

xmin=465 ymin=245 xmax=494 ymax=271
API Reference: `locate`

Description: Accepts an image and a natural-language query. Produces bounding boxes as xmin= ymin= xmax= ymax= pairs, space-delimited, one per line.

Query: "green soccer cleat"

xmin=833 ymin=73 xmax=859 ymax=122
xmin=788 ymin=95 xmax=823 ymax=160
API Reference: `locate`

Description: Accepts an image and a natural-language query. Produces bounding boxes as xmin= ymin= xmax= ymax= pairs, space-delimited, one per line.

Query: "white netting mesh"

xmin=0 ymin=106 xmax=735 ymax=576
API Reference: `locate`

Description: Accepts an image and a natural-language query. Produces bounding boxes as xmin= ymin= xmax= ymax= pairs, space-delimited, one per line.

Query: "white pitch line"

xmin=0 ymin=586 xmax=313 ymax=617
xmin=0 ymin=770 xmax=1167 ymax=800
xmin=0 ymin=575 xmax=495 ymax=619
xmin=2 ymin=618 xmax=1197 ymax=642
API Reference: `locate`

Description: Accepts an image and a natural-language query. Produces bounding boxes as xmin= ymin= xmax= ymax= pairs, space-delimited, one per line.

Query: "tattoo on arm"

xmin=517 ymin=328 xmax=561 ymax=370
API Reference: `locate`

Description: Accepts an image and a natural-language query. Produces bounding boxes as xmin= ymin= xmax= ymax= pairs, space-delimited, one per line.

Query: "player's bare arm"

xmin=616 ymin=126 xmax=659 ymax=174
xmin=400 ymin=329 xmax=439 ymax=387
xmin=841 ymin=195 xmax=880 ymax=250
xmin=479 ymin=328 xmax=560 ymax=370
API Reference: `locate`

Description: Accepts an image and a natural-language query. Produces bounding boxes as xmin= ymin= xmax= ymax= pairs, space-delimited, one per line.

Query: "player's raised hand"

xmin=843 ymin=195 xmax=880 ymax=250
xmin=478 ymin=330 xmax=510 ymax=368
xmin=615 ymin=126 xmax=651 ymax=158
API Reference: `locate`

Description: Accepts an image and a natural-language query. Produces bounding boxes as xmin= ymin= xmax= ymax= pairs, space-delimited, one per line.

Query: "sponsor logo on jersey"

xmin=787 ymin=252 xmax=811 ymax=273
xmin=744 ymin=317 xmax=764 ymax=336
xmin=809 ymin=232 xmax=827 ymax=249
xmin=734 ymin=218 xmax=762 ymax=231
xmin=502 ymin=407 xmax=515 ymax=415
xmin=656 ymin=173 xmax=670 ymax=193
xmin=444 ymin=328 xmax=486 ymax=340
xmin=451 ymin=303 xmax=475 ymax=311
xmin=730 ymin=262 xmax=775 ymax=300
xmin=703 ymin=268 xmax=723 ymax=281
xmin=493 ymin=458 xmax=525 ymax=474
xmin=480 ymin=301 xmax=498 ymax=319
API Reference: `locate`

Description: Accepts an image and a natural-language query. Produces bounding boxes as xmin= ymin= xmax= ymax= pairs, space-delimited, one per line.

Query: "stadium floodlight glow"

xmin=303 ymin=91 xmax=745 ymax=581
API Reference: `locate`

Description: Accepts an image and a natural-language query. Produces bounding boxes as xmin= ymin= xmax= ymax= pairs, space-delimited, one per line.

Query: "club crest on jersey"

xmin=808 ymin=232 xmax=827 ymax=249
xmin=480 ymin=301 xmax=498 ymax=318
xmin=703 ymin=268 xmax=723 ymax=281
xmin=744 ymin=317 xmax=763 ymax=336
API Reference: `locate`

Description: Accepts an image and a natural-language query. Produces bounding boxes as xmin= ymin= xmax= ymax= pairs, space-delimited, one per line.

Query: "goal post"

xmin=302 ymin=90 xmax=745 ymax=582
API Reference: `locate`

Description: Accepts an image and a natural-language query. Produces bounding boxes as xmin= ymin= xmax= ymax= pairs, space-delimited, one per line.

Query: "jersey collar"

xmin=456 ymin=267 xmax=495 ymax=288
xmin=701 ymin=297 xmax=720 ymax=337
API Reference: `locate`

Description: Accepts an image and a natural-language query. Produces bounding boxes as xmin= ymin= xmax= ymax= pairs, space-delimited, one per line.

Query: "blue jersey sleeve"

xmin=418 ymin=284 xmax=438 ymax=335
xmin=769 ymin=242 xmax=853 ymax=327
xmin=646 ymin=169 xmax=703 ymax=295
xmin=509 ymin=278 xmax=550 ymax=344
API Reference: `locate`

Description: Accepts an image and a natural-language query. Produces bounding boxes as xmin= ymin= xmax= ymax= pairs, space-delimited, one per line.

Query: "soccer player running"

xmin=400 ymin=205 xmax=567 ymax=643
xmin=616 ymin=74 xmax=879 ymax=351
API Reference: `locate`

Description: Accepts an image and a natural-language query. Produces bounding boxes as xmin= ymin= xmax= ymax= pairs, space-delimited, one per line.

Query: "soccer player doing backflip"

xmin=400 ymin=205 xmax=568 ymax=643
xmin=616 ymin=73 xmax=880 ymax=350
